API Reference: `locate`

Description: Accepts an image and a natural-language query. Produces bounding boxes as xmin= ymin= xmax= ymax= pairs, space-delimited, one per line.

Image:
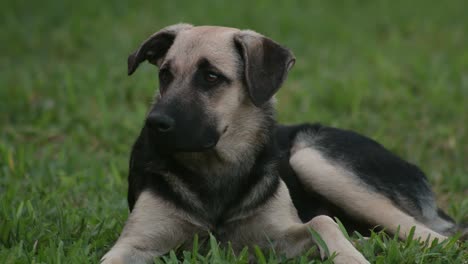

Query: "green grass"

xmin=1 ymin=0 xmax=467 ymax=263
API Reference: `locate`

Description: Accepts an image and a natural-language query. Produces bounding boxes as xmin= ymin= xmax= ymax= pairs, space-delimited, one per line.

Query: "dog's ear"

xmin=234 ymin=30 xmax=295 ymax=107
xmin=127 ymin=23 xmax=193 ymax=75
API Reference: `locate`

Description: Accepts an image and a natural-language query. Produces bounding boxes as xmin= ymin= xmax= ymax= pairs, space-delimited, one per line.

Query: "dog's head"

xmin=128 ymin=24 xmax=295 ymax=153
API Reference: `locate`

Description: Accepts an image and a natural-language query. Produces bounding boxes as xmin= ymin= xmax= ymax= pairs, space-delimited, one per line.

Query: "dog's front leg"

xmin=101 ymin=191 xmax=199 ymax=264
xmin=280 ymin=215 xmax=369 ymax=264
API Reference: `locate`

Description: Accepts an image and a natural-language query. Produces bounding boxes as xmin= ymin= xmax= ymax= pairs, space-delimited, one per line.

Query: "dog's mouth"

xmin=160 ymin=141 xmax=218 ymax=153
xmin=175 ymin=126 xmax=228 ymax=152
xmin=201 ymin=141 xmax=217 ymax=149
xmin=150 ymin=131 xmax=222 ymax=153
xmin=148 ymin=124 xmax=228 ymax=153
xmin=200 ymin=125 xmax=228 ymax=150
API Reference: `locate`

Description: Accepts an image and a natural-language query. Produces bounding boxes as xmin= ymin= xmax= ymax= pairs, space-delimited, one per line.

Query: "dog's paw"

xmin=332 ymin=252 xmax=370 ymax=264
xmin=330 ymin=245 xmax=369 ymax=264
xmin=100 ymin=248 xmax=149 ymax=264
xmin=100 ymin=254 xmax=126 ymax=264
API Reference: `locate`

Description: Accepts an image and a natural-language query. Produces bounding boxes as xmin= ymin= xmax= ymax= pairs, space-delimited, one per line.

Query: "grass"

xmin=1 ymin=0 xmax=467 ymax=263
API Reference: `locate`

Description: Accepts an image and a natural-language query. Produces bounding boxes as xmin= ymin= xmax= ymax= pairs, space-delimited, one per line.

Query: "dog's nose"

xmin=146 ymin=113 xmax=175 ymax=132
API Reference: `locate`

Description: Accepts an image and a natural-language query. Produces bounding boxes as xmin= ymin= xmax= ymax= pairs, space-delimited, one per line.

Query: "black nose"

xmin=146 ymin=113 xmax=175 ymax=132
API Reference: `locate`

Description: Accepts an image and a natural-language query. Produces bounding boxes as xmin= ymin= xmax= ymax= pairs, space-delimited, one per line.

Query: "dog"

xmin=101 ymin=24 xmax=465 ymax=264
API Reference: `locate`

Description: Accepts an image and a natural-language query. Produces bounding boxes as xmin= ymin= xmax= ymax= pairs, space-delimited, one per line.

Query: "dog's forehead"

xmin=165 ymin=26 xmax=241 ymax=75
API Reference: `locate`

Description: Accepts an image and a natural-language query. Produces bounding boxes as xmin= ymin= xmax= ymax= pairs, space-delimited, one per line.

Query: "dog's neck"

xmin=147 ymin=102 xmax=280 ymax=225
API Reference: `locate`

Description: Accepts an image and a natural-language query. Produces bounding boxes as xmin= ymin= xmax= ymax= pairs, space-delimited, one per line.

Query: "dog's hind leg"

xmin=226 ymin=182 xmax=369 ymax=264
xmin=101 ymin=191 xmax=199 ymax=264
xmin=289 ymin=145 xmax=448 ymax=243
xmin=283 ymin=215 xmax=370 ymax=264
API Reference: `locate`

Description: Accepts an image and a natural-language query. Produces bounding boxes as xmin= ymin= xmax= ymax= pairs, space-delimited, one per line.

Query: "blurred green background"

xmin=1 ymin=0 xmax=467 ymax=263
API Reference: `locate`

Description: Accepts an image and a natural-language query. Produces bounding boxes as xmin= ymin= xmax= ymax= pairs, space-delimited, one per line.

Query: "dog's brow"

xmin=160 ymin=59 xmax=172 ymax=70
xmin=197 ymin=58 xmax=224 ymax=74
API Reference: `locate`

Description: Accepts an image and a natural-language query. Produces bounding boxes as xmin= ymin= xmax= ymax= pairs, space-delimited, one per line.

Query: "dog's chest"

xmin=162 ymin=168 xmax=249 ymax=223
xmin=159 ymin=158 xmax=281 ymax=230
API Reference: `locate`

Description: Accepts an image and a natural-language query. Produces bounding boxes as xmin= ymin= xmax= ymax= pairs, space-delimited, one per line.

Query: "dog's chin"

xmin=176 ymin=139 xmax=219 ymax=153
xmin=151 ymin=135 xmax=220 ymax=154
xmin=148 ymin=126 xmax=228 ymax=154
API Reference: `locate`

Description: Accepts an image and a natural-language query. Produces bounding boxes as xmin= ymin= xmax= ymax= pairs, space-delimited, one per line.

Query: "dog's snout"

xmin=146 ymin=113 xmax=175 ymax=132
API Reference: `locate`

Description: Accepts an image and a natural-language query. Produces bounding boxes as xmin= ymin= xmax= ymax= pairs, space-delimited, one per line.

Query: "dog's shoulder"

xmin=127 ymin=127 xmax=172 ymax=211
xmin=127 ymin=127 xmax=153 ymax=210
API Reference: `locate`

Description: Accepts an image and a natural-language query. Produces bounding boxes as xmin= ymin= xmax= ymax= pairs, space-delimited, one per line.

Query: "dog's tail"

xmin=423 ymin=208 xmax=457 ymax=236
xmin=458 ymin=223 xmax=468 ymax=241
xmin=431 ymin=208 xmax=468 ymax=241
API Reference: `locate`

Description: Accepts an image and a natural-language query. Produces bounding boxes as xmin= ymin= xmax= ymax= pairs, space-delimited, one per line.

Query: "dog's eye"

xmin=159 ymin=69 xmax=173 ymax=85
xmin=204 ymin=72 xmax=220 ymax=84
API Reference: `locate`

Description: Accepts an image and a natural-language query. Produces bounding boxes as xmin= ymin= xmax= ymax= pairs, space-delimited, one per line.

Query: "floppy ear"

xmin=127 ymin=23 xmax=193 ymax=75
xmin=234 ymin=30 xmax=295 ymax=106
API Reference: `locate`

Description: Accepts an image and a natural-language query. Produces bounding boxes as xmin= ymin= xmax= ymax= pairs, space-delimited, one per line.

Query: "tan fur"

xmin=165 ymin=26 xmax=240 ymax=79
xmin=103 ymin=182 xmax=368 ymax=264
xmin=164 ymin=26 xmax=273 ymax=175
xmin=101 ymin=191 xmax=202 ymax=264
xmin=103 ymin=24 xmax=370 ymax=264
xmin=306 ymin=216 xmax=370 ymax=264
xmin=221 ymin=181 xmax=368 ymax=263
xmin=142 ymin=23 xmax=193 ymax=67
xmin=289 ymin=143 xmax=447 ymax=243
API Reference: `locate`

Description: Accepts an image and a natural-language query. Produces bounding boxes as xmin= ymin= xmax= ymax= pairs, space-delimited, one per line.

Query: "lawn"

xmin=0 ymin=0 xmax=467 ymax=263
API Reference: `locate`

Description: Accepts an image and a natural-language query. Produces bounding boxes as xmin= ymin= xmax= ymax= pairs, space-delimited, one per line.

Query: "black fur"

xmin=234 ymin=34 xmax=295 ymax=106
xmin=129 ymin=121 xmax=457 ymax=236
xmin=146 ymin=94 xmax=220 ymax=152
xmin=275 ymin=124 xmax=379 ymax=235
xmin=291 ymin=125 xmax=434 ymax=218
xmin=128 ymin=32 xmax=176 ymax=75
xmin=275 ymin=124 xmax=458 ymax=235
xmin=125 ymin=25 xmax=458 ymax=243
xmin=145 ymin=58 xmax=230 ymax=152
xmin=128 ymin=124 xmax=280 ymax=229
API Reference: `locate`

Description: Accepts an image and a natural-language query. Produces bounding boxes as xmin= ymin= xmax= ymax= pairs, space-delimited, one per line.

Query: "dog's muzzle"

xmin=145 ymin=101 xmax=220 ymax=152
xmin=146 ymin=112 xmax=175 ymax=133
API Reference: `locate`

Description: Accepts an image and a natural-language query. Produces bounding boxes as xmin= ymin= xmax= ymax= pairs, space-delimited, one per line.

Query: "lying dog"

xmin=102 ymin=24 xmax=464 ymax=264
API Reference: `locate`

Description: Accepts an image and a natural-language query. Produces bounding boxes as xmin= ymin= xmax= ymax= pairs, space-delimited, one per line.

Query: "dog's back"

xmin=102 ymin=24 xmax=464 ymax=264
